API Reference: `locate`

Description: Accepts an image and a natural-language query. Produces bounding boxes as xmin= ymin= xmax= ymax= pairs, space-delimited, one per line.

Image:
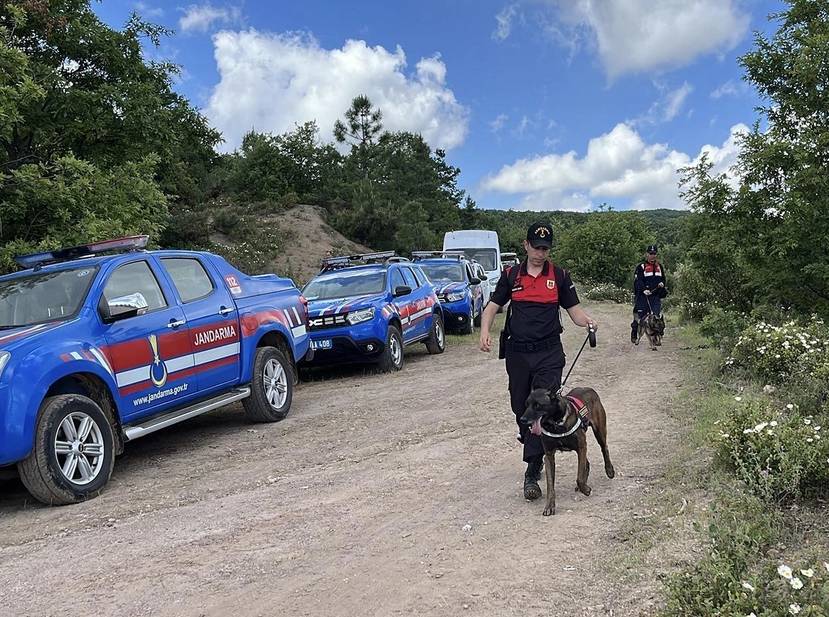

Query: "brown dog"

xmin=521 ymin=386 xmax=615 ymax=516
xmin=636 ymin=313 xmax=665 ymax=351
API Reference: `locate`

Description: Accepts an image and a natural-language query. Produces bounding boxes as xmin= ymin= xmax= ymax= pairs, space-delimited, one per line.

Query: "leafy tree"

xmin=679 ymin=0 xmax=829 ymax=316
xmin=554 ymin=211 xmax=652 ymax=288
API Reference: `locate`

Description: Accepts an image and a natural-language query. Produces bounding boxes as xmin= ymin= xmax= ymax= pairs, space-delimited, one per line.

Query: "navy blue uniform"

xmin=491 ymin=260 xmax=579 ymax=462
xmin=633 ymin=261 xmax=667 ymax=317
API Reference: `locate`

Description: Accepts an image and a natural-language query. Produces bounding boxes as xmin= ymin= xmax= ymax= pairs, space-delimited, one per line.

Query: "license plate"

xmin=311 ymin=339 xmax=332 ymax=350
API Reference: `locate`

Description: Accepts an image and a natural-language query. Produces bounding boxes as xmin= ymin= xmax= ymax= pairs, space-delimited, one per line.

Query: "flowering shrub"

xmin=728 ymin=319 xmax=829 ymax=384
xmin=661 ymin=491 xmax=829 ymax=617
xmin=716 ymin=399 xmax=829 ymax=502
xmin=578 ymin=280 xmax=631 ymax=304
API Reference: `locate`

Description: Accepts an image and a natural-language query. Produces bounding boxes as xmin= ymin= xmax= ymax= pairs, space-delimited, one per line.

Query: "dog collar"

xmin=540 ymin=421 xmax=581 ymax=439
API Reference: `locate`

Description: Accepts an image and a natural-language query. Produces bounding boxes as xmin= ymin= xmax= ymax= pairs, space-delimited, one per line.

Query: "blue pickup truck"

xmin=0 ymin=236 xmax=311 ymax=505
xmin=301 ymin=252 xmax=445 ymax=371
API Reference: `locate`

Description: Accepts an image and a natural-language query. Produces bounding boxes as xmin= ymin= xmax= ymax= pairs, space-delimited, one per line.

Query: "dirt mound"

xmin=271 ymin=204 xmax=372 ymax=286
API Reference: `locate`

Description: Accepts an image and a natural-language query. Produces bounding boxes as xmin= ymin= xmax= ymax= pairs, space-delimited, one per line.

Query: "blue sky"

xmin=95 ymin=0 xmax=783 ymax=211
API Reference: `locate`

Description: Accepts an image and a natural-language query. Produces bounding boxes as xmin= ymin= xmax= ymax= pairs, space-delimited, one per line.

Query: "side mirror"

xmin=101 ymin=292 xmax=149 ymax=323
xmin=393 ymin=285 xmax=412 ymax=297
xmin=469 ymin=277 xmax=481 ymax=285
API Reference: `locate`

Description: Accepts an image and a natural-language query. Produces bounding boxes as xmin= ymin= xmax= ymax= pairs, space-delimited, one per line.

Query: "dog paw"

xmin=606 ymin=465 xmax=616 ymax=479
xmin=577 ymin=484 xmax=592 ymax=496
xmin=542 ymin=506 xmax=556 ymax=516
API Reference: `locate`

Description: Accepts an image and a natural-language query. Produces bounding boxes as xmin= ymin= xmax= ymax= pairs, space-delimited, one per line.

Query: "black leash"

xmin=559 ymin=325 xmax=596 ymax=391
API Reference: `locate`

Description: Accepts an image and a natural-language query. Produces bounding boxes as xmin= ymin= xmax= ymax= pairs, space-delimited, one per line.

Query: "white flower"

xmin=779 ymin=564 xmax=794 ymax=579
xmin=754 ymin=422 xmax=769 ymax=432
xmin=805 ymin=419 xmax=812 ymax=425
xmin=748 ymin=613 xmax=757 ymax=617
xmin=824 ymin=561 xmax=829 ymax=573
xmin=789 ymin=603 xmax=801 ymax=615
xmin=787 ymin=404 xmax=795 ymax=410
xmin=735 ymin=396 xmax=743 ymax=402
xmin=741 ymin=581 xmax=755 ymax=591
xmin=770 ymin=421 xmax=779 ymax=427
xmin=790 ymin=577 xmax=804 ymax=589
xmin=807 ymin=438 xmax=814 ymax=443
xmin=800 ymin=568 xmax=814 ymax=578
xmin=814 ymin=426 xmax=821 ymax=431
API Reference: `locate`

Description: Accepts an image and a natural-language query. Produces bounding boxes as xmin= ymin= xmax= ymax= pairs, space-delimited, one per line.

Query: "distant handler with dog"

xmin=630 ymin=244 xmax=667 ymax=344
xmin=479 ymin=222 xmax=597 ymax=501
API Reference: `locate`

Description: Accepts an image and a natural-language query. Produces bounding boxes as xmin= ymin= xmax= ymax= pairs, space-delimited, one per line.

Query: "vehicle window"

xmin=161 ymin=258 xmax=214 ymax=303
xmin=102 ymin=261 xmax=167 ymax=312
xmin=411 ymin=266 xmax=427 ymax=287
xmin=0 ymin=267 xmax=98 ymax=327
xmin=303 ymin=268 xmax=386 ymax=301
xmin=401 ymin=267 xmax=418 ymax=289
xmin=452 ymin=249 xmax=498 ymax=271
xmin=390 ymin=269 xmax=407 ymax=290
xmin=418 ymin=262 xmax=464 ymax=282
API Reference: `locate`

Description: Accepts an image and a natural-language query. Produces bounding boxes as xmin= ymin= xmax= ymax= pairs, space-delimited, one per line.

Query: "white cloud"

xmin=481 ymin=122 xmax=748 ymax=210
xmin=490 ymin=113 xmax=509 ymax=133
xmin=548 ymin=0 xmax=750 ymax=78
xmin=710 ymin=79 xmax=742 ymax=99
xmin=493 ymin=5 xmax=518 ymax=41
xmin=135 ymin=2 xmax=164 ymax=18
xmin=179 ymin=3 xmax=242 ymax=33
xmin=205 ymin=31 xmax=469 ymax=152
xmin=636 ymin=81 xmax=694 ymax=125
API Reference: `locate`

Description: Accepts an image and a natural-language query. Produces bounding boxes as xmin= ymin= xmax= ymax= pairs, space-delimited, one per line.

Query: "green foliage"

xmin=577 ymin=279 xmax=631 ymax=304
xmin=333 ymin=94 xmax=383 ymax=147
xmin=661 ymin=490 xmax=829 ymax=617
xmin=0 ymin=154 xmax=167 ymax=269
xmin=728 ymin=318 xmax=828 ymax=384
xmin=699 ymin=307 xmax=750 ymax=351
xmin=679 ymin=0 xmax=829 ymax=318
xmin=553 ymin=211 xmax=652 ymax=288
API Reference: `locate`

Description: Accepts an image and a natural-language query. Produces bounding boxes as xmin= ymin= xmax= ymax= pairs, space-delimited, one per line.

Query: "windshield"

xmin=0 ymin=266 xmax=97 ymax=327
xmin=419 ymin=263 xmax=464 ymax=282
xmin=303 ymin=269 xmax=386 ymax=301
xmin=453 ymin=249 xmax=498 ymax=271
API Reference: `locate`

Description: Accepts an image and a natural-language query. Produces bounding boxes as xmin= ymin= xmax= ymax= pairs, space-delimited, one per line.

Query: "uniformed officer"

xmin=479 ymin=222 xmax=597 ymax=501
xmin=630 ymin=244 xmax=667 ymax=343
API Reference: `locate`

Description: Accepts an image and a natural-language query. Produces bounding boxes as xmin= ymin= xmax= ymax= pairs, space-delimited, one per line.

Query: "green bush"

xmin=716 ymin=399 xmax=829 ymax=503
xmin=213 ymin=209 xmax=243 ymax=235
xmin=699 ymin=307 xmax=749 ymax=352
xmin=729 ymin=319 xmax=828 ymax=385
xmin=578 ymin=279 xmax=632 ymax=304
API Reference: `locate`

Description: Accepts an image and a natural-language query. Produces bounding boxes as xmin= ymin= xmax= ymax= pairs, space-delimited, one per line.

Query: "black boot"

xmin=630 ymin=320 xmax=638 ymax=344
xmin=523 ymin=457 xmax=543 ymax=501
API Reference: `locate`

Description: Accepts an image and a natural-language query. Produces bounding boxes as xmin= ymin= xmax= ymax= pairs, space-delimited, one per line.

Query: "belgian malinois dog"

xmin=636 ymin=313 xmax=665 ymax=351
xmin=521 ymin=387 xmax=615 ymax=516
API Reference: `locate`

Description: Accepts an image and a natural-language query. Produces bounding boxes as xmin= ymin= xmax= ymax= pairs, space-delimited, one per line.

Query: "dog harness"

xmin=540 ymin=396 xmax=591 ymax=438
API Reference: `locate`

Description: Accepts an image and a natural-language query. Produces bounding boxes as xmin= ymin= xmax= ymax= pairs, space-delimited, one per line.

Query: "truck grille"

xmin=308 ymin=314 xmax=348 ymax=330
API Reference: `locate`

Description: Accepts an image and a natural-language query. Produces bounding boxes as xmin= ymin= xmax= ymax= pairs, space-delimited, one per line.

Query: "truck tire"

xmin=461 ymin=304 xmax=474 ymax=335
xmin=425 ymin=313 xmax=446 ymax=355
xmin=18 ymin=394 xmax=116 ymax=505
xmin=243 ymin=346 xmax=294 ymax=422
xmin=377 ymin=325 xmax=404 ymax=372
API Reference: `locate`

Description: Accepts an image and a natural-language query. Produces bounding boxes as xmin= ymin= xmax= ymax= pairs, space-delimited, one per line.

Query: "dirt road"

xmin=0 ymin=303 xmax=682 ymax=616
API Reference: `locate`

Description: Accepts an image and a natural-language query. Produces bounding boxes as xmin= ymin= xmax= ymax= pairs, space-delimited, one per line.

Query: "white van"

xmin=443 ymin=230 xmax=502 ymax=301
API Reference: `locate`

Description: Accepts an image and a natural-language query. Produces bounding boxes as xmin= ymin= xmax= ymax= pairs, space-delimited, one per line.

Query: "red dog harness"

xmin=539 ymin=396 xmax=591 ymax=438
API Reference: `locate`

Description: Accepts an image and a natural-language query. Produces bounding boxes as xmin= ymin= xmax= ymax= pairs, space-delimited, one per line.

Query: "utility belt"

xmin=499 ymin=334 xmax=562 ymax=356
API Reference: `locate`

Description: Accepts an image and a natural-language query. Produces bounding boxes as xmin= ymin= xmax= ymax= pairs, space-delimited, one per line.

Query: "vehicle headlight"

xmin=347 ymin=307 xmax=376 ymax=325
xmin=447 ymin=292 xmax=465 ymax=302
xmin=0 ymin=352 xmax=10 ymax=377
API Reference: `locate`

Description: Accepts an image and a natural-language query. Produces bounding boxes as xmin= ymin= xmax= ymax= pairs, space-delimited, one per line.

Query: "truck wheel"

xmin=377 ymin=325 xmax=404 ymax=372
xmin=425 ymin=313 xmax=446 ymax=355
xmin=244 ymin=346 xmax=294 ymax=422
xmin=18 ymin=395 xmax=115 ymax=505
xmin=461 ymin=305 xmax=474 ymax=335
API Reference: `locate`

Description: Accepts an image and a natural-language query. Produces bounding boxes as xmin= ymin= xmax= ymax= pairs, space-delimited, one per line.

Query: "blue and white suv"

xmin=300 ymin=252 xmax=445 ymax=371
xmin=413 ymin=252 xmax=485 ymax=335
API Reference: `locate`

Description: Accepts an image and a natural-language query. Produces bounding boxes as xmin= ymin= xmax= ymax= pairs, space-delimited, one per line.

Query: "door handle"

xmin=218 ymin=306 xmax=233 ymax=316
xmin=167 ymin=319 xmax=186 ymax=329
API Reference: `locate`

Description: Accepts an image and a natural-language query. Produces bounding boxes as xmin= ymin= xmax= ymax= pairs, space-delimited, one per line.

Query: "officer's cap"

xmin=527 ymin=222 xmax=553 ymax=248
xmin=646 ymin=244 xmax=658 ymax=254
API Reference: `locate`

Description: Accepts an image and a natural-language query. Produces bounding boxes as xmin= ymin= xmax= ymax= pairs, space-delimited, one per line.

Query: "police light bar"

xmin=14 ymin=235 xmax=149 ymax=269
xmin=320 ymin=251 xmax=398 ymax=272
xmin=411 ymin=250 xmax=465 ymax=261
